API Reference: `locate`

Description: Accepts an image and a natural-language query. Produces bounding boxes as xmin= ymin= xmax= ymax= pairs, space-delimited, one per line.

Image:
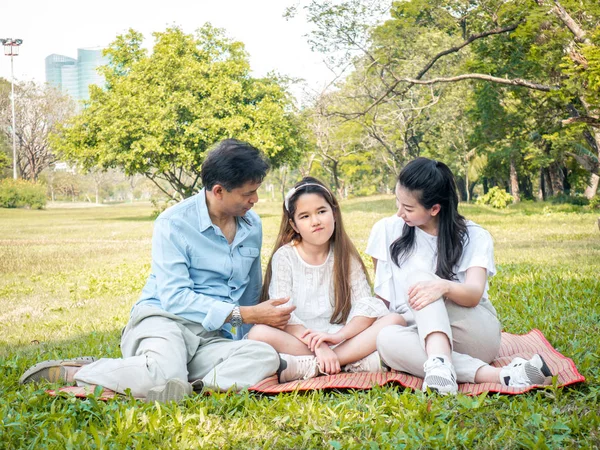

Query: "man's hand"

xmin=301 ymin=330 xmax=344 ymax=352
xmin=240 ymin=298 xmax=295 ymax=328
xmin=314 ymin=344 xmax=341 ymax=375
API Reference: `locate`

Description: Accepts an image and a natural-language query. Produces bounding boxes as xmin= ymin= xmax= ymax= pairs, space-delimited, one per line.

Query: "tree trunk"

xmin=543 ymin=168 xmax=554 ymax=197
xmin=468 ymin=182 xmax=477 ymax=201
xmin=510 ymin=157 xmax=521 ymax=203
xmin=456 ymin=177 xmax=468 ymax=202
xmin=549 ymin=162 xmax=564 ymax=195
xmin=563 ymin=166 xmax=571 ymax=195
xmin=331 ymin=160 xmax=340 ymax=193
xmin=279 ymin=166 xmax=288 ymax=202
xmin=584 ymin=174 xmax=599 ymax=198
xmin=538 ymin=168 xmax=546 ymax=201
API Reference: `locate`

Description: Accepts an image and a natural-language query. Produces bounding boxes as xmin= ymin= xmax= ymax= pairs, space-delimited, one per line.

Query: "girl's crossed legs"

xmin=248 ymin=313 xmax=405 ymax=380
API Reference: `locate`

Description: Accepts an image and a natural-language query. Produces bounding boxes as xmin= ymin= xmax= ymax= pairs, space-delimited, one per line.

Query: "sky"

xmin=0 ymin=0 xmax=335 ymax=100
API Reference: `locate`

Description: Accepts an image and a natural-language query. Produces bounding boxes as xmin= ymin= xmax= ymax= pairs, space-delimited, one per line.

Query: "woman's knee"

xmin=376 ymin=325 xmax=404 ymax=357
xmin=407 ymin=270 xmax=438 ymax=283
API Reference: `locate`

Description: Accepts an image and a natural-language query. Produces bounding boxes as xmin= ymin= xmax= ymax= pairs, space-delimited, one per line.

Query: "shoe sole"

xmin=145 ymin=379 xmax=192 ymax=403
xmin=422 ymin=382 xmax=457 ymax=396
xmin=19 ymin=356 xmax=96 ymax=384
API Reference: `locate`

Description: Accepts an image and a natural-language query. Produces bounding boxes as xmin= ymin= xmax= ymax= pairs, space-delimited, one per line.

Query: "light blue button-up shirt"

xmin=136 ymin=189 xmax=262 ymax=339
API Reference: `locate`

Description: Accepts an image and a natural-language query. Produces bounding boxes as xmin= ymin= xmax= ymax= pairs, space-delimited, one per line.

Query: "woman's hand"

xmin=301 ymin=329 xmax=344 ymax=351
xmin=407 ymin=279 xmax=449 ymax=311
xmin=314 ymin=344 xmax=341 ymax=375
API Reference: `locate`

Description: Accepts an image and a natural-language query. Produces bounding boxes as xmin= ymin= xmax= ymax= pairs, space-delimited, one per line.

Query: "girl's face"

xmin=395 ymin=184 xmax=440 ymax=232
xmin=290 ymin=193 xmax=335 ymax=247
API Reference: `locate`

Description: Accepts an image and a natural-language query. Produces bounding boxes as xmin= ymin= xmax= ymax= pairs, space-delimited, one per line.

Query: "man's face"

xmin=220 ymin=181 xmax=261 ymax=217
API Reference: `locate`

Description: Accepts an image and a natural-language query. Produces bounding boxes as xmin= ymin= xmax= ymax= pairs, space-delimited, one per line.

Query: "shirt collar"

xmin=196 ymin=189 xmax=213 ymax=232
xmin=196 ymin=188 xmax=254 ymax=232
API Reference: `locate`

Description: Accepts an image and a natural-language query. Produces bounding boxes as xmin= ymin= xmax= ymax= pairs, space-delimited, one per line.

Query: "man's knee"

xmin=146 ymin=355 xmax=188 ymax=384
xmin=237 ymin=339 xmax=280 ymax=373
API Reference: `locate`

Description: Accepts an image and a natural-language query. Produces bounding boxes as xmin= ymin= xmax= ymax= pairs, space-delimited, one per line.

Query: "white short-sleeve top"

xmin=366 ymin=215 xmax=497 ymax=317
xmin=268 ymin=243 xmax=389 ymax=334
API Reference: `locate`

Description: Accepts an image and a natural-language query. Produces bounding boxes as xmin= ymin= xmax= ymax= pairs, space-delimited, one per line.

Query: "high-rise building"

xmin=45 ymin=48 xmax=108 ymax=102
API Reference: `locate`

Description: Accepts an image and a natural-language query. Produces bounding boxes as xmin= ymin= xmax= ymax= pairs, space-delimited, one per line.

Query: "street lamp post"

xmin=1 ymin=38 xmax=23 ymax=179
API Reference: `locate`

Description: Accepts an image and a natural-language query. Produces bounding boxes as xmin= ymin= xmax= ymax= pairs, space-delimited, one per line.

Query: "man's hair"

xmin=201 ymin=139 xmax=270 ymax=191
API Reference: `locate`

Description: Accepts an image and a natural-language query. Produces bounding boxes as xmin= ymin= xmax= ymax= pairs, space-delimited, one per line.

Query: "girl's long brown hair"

xmin=260 ymin=177 xmax=370 ymax=325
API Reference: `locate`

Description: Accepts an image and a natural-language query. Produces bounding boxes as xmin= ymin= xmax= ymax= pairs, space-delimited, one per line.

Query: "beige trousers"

xmin=74 ymin=305 xmax=279 ymax=397
xmin=376 ymin=271 xmax=501 ymax=383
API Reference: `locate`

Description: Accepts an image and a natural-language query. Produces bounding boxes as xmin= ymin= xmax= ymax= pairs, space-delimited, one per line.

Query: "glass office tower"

xmin=45 ymin=48 xmax=108 ymax=102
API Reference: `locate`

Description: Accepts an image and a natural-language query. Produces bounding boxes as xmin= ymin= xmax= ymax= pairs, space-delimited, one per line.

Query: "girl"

xmin=248 ymin=177 xmax=404 ymax=382
xmin=368 ymin=158 xmax=552 ymax=394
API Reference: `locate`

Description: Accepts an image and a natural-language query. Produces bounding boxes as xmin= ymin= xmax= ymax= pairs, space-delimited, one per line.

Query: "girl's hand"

xmin=407 ymin=280 xmax=449 ymax=311
xmin=301 ymin=330 xmax=343 ymax=351
xmin=314 ymin=344 xmax=341 ymax=375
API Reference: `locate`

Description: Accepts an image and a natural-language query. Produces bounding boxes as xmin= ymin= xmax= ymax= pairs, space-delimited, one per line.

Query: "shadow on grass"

xmin=3 ymin=328 xmax=123 ymax=385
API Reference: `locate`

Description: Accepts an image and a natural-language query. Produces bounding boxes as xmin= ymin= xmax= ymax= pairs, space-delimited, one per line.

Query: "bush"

xmin=0 ymin=178 xmax=46 ymax=209
xmin=549 ymin=193 xmax=589 ymax=206
xmin=475 ymin=187 xmax=514 ymax=209
xmin=587 ymin=195 xmax=600 ymax=210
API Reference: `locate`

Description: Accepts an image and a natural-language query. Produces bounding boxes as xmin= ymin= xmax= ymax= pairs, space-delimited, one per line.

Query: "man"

xmin=20 ymin=139 xmax=294 ymax=402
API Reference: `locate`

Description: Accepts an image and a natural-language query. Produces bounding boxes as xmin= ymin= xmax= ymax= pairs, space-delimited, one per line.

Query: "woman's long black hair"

xmin=390 ymin=158 xmax=467 ymax=281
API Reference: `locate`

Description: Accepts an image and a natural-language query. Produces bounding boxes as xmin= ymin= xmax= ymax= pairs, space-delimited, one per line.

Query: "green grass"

xmin=1 ymin=197 xmax=599 ymax=449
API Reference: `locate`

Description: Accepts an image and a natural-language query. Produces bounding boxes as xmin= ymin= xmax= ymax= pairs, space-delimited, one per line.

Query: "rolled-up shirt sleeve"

xmin=152 ymin=218 xmax=234 ymax=330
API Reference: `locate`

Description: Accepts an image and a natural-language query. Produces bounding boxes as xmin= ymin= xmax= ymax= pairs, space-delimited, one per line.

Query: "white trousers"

xmin=376 ymin=272 xmax=501 ymax=383
xmin=74 ymin=305 xmax=279 ymax=397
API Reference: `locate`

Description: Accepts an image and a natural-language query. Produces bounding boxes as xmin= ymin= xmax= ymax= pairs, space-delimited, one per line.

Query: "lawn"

xmin=0 ymin=197 xmax=599 ymax=448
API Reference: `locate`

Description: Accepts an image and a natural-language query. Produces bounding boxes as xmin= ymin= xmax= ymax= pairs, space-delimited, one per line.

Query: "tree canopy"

xmin=53 ymin=25 xmax=305 ymax=199
xmin=291 ymin=0 xmax=600 ymax=200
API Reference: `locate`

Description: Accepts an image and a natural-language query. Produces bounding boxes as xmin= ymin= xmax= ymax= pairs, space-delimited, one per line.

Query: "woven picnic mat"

xmin=47 ymin=329 xmax=584 ymax=400
xmin=249 ymin=329 xmax=585 ymax=395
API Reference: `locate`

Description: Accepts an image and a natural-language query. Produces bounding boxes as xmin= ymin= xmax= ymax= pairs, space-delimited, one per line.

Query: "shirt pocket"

xmin=237 ymin=246 xmax=259 ymax=275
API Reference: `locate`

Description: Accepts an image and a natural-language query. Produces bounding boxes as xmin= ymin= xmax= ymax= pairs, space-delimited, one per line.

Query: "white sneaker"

xmin=343 ymin=351 xmax=389 ymax=373
xmin=422 ymin=356 xmax=458 ymax=395
xmin=278 ymin=354 xmax=321 ymax=383
xmin=500 ymin=354 xmax=552 ymax=387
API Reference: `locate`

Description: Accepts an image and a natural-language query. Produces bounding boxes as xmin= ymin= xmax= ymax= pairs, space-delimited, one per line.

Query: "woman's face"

xmin=395 ymin=184 xmax=440 ymax=232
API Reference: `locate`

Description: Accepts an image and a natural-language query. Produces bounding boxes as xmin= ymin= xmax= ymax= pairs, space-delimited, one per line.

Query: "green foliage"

xmin=52 ymin=25 xmax=304 ymax=199
xmin=588 ymin=195 xmax=600 ymax=210
xmin=476 ymin=186 xmax=514 ymax=209
xmin=294 ymin=0 xmax=600 ymax=199
xmin=0 ymin=147 xmax=10 ymax=172
xmin=0 ymin=198 xmax=599 ymax=448
xmin=0 ymin=178 xmax=46 ymax=209
xmin=550 ymin=193 xmax=589 ymax=206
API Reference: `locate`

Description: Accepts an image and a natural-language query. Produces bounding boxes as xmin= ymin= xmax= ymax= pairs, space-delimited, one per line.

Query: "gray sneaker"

xmin=19 ymin=357 xmax=96 ymax=384
xmin=278 ymin=354 xmax=321 ymax=383
xmin=145 ymin=379 xmax=192 ymax=403
xmin=500 ymin=354 xmax=552 ymax=387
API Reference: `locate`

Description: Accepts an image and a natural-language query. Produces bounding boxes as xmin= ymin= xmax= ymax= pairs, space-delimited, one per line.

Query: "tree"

xmin=0 ymin=80 xmax=74 ymax=181
xmin=296 ymin=0 xmax=600 ymax=197
xmin=53 ymin=25 xmax=305 ymax=199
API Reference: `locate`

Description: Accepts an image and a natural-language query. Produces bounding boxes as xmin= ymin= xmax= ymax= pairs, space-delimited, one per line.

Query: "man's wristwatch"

xmin=230 ymin=306 xmax=243 ymax=329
